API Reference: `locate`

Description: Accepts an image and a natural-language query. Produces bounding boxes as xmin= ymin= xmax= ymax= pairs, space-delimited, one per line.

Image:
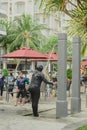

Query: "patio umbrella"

xmin=81 ymin=60 xmax=87 ymax=67
xmin=1 ymin=47 xmax=47 ymax=70
xmin=45 ymin=52 xmax=71 ymax=62
xmin=45 ymin=52 xmax=58 ymax=61
xmin=31 ymin=52 xmax=71 ymax=62
xmin=1 ymin=47 xmax=47 ymax=59
xmin=31 ymin=52 xmax=58 ymax=61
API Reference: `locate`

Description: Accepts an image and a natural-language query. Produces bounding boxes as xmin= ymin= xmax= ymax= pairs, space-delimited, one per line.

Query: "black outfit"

xmin=0 ymin=75 xmax=5 ymax=97
xmin=0 ymin=85 xmax=4 ymax=96
xmin=29 ymin=70 xmax=53 ymax=117
xmin=8 ymin=85 xmax=14 ymax=97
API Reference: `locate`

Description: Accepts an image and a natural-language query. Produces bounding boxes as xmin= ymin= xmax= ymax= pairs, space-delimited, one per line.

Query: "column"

xmin=56 ymin=33 xmax=67 ymax=118
xmin=31 ymin=61 xmax=35 ymax=70
xmin=71 ymin=37 xmax=81 ymax=113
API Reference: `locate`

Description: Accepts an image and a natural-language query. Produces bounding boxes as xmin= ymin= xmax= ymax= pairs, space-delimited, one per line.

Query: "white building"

xmin=0 ymin=0 xmax=76 ymax=36
xmin=0 ymin=0 xmax=64 ymax=36
xmin=0 ymin=0 xmax=7 ymax=36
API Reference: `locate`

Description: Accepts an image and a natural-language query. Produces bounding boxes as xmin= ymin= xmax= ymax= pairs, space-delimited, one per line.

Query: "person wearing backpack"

xmin=15 ymin=71 xmax=29 ymax=106
xmin=29 ymin=65 xmax=53 ymax=117
xmin=0 ymin=71 xmax=5 ymax=100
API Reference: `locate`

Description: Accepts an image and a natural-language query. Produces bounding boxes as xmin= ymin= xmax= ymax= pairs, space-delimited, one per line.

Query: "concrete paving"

xmin=0 ymin=93 xmax=87 ymax=130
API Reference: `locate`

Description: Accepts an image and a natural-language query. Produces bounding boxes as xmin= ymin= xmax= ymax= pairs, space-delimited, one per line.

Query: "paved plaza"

xmin=0 ymin=91 xmax=87 ymax=130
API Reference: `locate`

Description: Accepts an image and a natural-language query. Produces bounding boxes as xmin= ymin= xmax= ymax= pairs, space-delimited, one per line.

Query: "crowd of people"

xmin=1 ymin=65 xmax=87 ymax=117
xmin=0 ymin=65 xmax=57 ymax=117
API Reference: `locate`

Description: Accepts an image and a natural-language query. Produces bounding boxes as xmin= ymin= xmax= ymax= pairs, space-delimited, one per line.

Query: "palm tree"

xmin=67 ymin=8 xmax=87 ymax=56
xmin=36 ymin=0 xmax=86 ymax=18
xmin=40 ymin=35 xmax=58 ymax=53
xmin=0 ymin=19 xmax=14 ymax=54
xmin=0 ymin=19 xmax=15 ymax=68
xmin=36 ymin=0 xmax=87 ymax=55
xmin=9 ymin=14 xmax=46 ymax=51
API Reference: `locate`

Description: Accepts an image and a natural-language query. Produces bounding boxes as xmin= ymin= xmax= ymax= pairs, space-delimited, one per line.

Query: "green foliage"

xmin=67 ymin=40 xmax=72 ymax=58
xmin=40 ymin=35 xmax=58 ymax=53
xmin=53 ymin=63 xmax=58 ymax=71
xmin=36 ymin=0 xmax=87 ymax=18
xmin=0 ymin=19 xmax=14 ymax=51
xmin=77 ymin=125 xmax=87 ymax=130
xmin=67 ymin=8 xmax=87 ymax=56
xmin=67 ymin=69 xmax=72 ymax=79
xmin=9 ymin=14 xmax=46 ymax=51
xmin=85 ymin=71 xmax=87 ymax=76
xmin=36 ymin=0 xmax=87 ymax=55
xmin=0 ymin=15 xmax=46 ymax=52
xmin=2 ymin=69 xmax=8 ymax=76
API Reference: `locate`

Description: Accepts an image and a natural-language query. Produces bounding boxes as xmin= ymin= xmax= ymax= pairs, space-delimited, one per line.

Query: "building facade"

xmin=0 ymin=0 xmax=63 ymax=36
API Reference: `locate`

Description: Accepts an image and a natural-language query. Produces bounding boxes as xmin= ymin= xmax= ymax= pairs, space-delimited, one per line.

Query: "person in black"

xmin=29 ymin=65 xmax=53 ymax=117
xmin=0 ymin=71 xmax=5 ymax=100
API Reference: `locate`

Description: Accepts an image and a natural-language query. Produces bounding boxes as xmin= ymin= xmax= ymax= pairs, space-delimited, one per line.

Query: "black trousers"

xmin=8 ymin=85 xmax=14 ymax=97
xmin=29 ymin=88 xmax=40 ymax=116
xmin=0 ymin=85 xmax=4 ymax=96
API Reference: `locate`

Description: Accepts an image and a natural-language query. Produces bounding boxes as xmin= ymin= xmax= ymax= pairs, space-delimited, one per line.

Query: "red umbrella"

xmin=45 ymin=52 xmax=58 ymax=61
xmin=44 ymin=52 xmax=71 ymax=61
xmin=1 ymin=47 xmax=47 ymax=59
xmin=81 ymin=60 xmax=87 ymax=67
xmin=30 ymin=52 xmax=58 ymax=61
xmin=31 ymin=52 xmax=71 ymax=61
xmin=1 ymin=47 xmax=48 ymax=71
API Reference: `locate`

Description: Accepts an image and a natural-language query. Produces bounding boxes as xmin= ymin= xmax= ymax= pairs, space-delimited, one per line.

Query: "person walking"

xmin=15 ymin=71 xmax=29 ymax=106
xmin=7 ymin=72 xmax=15 ymax=98
xmin=29 ymin=65 xmax=53 ymax=117
xmin=0 ymin=71 xmax=5 ymax=100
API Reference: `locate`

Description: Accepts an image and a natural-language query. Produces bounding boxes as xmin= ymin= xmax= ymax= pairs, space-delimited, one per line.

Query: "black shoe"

xmin=34 ymin=114 xmax=39 ymax=117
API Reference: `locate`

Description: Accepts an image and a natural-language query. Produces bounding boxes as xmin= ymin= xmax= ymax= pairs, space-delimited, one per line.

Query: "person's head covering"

xmin=36 ymin=65 xmax=43 ymax=72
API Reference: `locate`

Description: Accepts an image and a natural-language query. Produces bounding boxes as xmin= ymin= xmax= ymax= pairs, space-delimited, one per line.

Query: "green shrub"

xmin=77 ymin=125 xmax=87 ymax=130
xmin=2 ymin=69 xmax=8 ymax=76
xmin=67 ymin=69 xmax=72 ymax=79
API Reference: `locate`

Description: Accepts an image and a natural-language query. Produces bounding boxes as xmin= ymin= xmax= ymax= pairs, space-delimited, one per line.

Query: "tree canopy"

xmin=40 ymin=35 xmax=58 ymax=53
xmin=36 ymin=0 xmax=87 ymax=55
xmin=0 ymin=20 xmax=14 ymax=53
xmin=9 ymin=14 xmax=46 ymax=51
xmin=36 ymin=0 xmax=87 ymax=18
xmin=0 ymin=15 xmax=46 ymax=52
